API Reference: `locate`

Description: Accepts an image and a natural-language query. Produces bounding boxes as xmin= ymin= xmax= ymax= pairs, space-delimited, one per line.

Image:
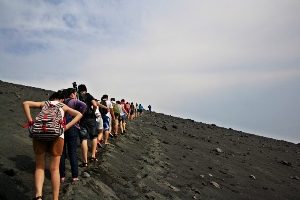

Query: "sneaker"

xmin=72 ymin=177 xmax=79 ymax=183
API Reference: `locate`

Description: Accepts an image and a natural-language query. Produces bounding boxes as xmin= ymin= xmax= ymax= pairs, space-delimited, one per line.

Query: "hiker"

xmin=111 ymin=98 xmax=121 ymax=136
xmin=113 ymin=101 xmax=123 ymax=135
xmin=138 ymin=104 xmax=144 ymax=116
xmin=95 ymin=99 xmax=109 ymax=148
xmin=135 ymin=103 xmax=138 ymax=117
xmin=22 ymin=90 xmax=83 ymax=200
xmin=77 ymin=84 xmax=98 ymax=166
xmin=148 ymin=105 xmax=152 ymax=114
xmin=125 ymin=102 xmax=131 ymax=120
xmin=99 ymin=94 xmax=115 ymax=144
xmin=130 ymin=102 xmax=135 ymax=120
xmin=120 ymin=99 xmax=128 ymax=133
xmin=59 ymin=88 xmax=87 ymax=184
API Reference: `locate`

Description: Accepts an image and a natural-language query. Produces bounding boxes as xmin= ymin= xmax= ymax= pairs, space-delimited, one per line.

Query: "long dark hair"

xmin=49 ymin=90 xmax=65 ymax=101
xmin=64 ymin=88 xmax=76 ymax=97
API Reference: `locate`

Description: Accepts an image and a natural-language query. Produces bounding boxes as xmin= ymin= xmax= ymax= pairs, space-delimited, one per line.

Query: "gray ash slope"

xmin=0 ymin=80 xmax=299 ymax=200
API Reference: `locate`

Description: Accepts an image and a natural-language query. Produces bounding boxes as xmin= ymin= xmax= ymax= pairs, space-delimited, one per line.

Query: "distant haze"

xmin=0 ymin=0 xmax=299 ymax=143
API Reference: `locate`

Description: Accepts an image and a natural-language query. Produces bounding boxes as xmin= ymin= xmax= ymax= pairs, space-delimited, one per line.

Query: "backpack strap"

xmin=57 ymin=102 xmax=64 ymax=108
xmin=45 ymin=100 xmax=64 ymax=108
xmin=44 ymin=100 xmax=51 ymax=107
xmin=52 ymin=101 xmax=66 ymax=128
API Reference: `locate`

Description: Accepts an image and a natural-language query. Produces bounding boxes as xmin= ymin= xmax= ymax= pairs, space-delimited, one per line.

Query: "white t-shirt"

xmin=105 ymin=100 xmax=113 ymax=117
xmin=95 ymin=103 xmax=101 ymax=118
xmin=120 ymin=103 xmax=125 ymax=116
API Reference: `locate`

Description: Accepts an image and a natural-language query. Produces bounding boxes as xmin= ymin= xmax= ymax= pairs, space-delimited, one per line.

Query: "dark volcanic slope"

xmin=0 ymin=80 xmax=53 ymax=200
xmin=0 ymin=80 xmax=299 ymax=200
xmin=91 ymin=114 xmax=300 ymax=200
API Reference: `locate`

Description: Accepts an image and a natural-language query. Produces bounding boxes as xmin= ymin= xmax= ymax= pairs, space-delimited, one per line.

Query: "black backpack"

xmin=99 ymin=100 xmax=108 ymax=115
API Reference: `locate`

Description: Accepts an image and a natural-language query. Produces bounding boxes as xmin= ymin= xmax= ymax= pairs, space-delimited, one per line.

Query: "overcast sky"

xmin=0 ymin=0 xmax=299 ymax=143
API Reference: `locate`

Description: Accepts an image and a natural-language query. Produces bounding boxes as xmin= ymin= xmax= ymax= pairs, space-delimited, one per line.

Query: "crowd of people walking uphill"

xmin=22 ymin=83 xmax=147 ymax=200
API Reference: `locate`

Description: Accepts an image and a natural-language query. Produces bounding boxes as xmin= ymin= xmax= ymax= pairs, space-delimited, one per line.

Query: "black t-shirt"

xmin=78 ymin=92 xmax=96 ymax=119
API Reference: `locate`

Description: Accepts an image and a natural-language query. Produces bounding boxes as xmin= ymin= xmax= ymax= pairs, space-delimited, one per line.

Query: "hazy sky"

xmin=0 ymin=0 xmax=299 ymax=143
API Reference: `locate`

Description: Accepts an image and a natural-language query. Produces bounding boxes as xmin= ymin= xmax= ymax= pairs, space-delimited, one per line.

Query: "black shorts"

xmin=79 ymin=118 xmax=97 ymax=141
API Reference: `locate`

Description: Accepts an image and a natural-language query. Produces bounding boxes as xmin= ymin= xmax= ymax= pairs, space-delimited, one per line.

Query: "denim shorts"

xmin=120 ymin=114 xmax=126 ymax=122
xmin=79 ymin=118 xmax=97 ymax=141
xmin=102 ymin=115 xmax=110 ymax=131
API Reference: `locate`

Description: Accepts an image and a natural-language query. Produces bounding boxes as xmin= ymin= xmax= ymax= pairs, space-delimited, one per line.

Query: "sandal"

xmin=32 ymin=196 xmax=43 ymax=200
xmin=79 ymin=162 xmax=88 ymax=167
xmin=90 ymin=157 xmax=98 ymax=162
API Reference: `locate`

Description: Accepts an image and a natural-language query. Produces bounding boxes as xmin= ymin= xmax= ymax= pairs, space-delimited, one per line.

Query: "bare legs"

xmin=97 ymin=129 xmax=103 ymax=144
xmin=34 ymin=153 xmax=61 ymax=200
xmin=81 ymin=137 xmax=98 ymax=164
xmin=50 ymin=156 xmax=61 ymax=200
xmin=121 ymin=120 xmax=126 ymax=133
xmin=104 ymin=130 xmax=110 ymax=144
xmin=119 ymin=120 xmax=124 ymax=134
xmin=91 ymin=138 xmax=98 ymax=158
xmin=113 ymin=120 xmax=118 ymax=136
xmin=34 ymin=154 xmax=45 ymax=198
xmin=81 ymin=139 xmax=88 ymax=164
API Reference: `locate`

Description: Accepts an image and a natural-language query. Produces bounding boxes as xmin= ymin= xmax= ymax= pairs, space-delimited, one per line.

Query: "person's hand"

xmin=23 ymin=120 xmax=34 ymax=128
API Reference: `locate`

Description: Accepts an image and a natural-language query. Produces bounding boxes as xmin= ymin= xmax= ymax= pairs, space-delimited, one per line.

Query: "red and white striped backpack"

xmin=29 ymin=101 xmax=65 ymax=141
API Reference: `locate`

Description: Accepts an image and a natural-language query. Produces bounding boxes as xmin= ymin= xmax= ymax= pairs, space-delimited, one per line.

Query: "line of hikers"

xmin=22 ymin=83 xmax=145 ymax=200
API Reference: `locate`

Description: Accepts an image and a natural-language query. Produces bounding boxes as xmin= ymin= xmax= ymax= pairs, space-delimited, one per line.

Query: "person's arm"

xmin=96 ymin=101 xmax=108 ymax=110
xmin=122 ymin=105 xmax=128 ymax=115
xmin=75 ymin=99 xmax=87 ymax=114
xmin=91 ymin=99 xmax=98 ymax=112
xmin=22 ymin=101 xmax=45 ymax=122
xmin=62 ymin=105 xmax=83 ymax=130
